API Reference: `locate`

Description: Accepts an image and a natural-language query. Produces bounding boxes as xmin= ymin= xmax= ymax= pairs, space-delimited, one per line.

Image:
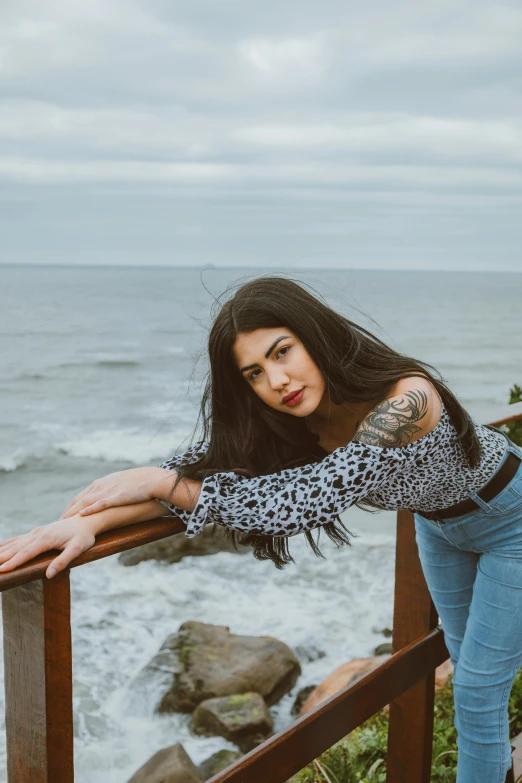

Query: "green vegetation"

xmin=287 ymin=667 xmax=522 ymax=783
xmin=287 ymin=386 xmax=522 ymax=783
xmin=500 ymin=384 xmax=522 ymax=446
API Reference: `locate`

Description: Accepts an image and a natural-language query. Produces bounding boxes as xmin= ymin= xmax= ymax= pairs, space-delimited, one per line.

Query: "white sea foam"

xmin=0 ymin=449 xmax=27 ymax=473
xmin=57 ymin=428 xmax=194 ymax=464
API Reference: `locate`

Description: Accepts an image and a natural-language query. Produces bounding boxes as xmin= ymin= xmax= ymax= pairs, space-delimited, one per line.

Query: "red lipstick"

xmin=283 ymin=388 xmax=305 ymax=407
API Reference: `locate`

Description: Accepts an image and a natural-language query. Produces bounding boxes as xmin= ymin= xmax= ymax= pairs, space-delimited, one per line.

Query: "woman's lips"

xmin=284 ymin=388 xmax=305 ymax=407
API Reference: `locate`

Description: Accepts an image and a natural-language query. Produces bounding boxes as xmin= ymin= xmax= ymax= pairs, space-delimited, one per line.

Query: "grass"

xmin=288 ymin=667 xmax=522 ymax=783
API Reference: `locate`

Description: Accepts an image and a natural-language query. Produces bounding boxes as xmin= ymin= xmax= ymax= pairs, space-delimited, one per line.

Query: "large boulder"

xmin=191 ymin=692 xmax=273 ymax=752
xmin=126 ymin=743 xmax=202 ymax=783
xmin=198 ymin=750 xmax=243 ymax=781
xmin=118 ymin=524 xmax=250 ymax=566
xmin=137 ymin=621 xmax=301 ymax=714
xmin=434 ymin=658 xmax=454 ymax=690
xmin=373 ymin=642 xmax=393 ymax=655
xmin=299 ymin=655 xmax=455 ymax=717
xmin=299 ymin=655 xmax=391 ymax=716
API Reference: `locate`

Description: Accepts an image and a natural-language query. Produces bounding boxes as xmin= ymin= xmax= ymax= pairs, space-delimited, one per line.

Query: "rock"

xmin=198 ymin=750 xmax=243 ymax=781
xmin=374 ymin=642 xmax=393 ymax=655
xmin=294 ymin=644 xmax=326 ymax=663
xmin=144 ymin=621 xmax=301 ymax=713
xmin=126 ymin=743 xmax=202 ymax=783
xmin=191 ymin=692 xmax=273 ymax=752
xmin=435 ymin=658 xmax=454 ymax=690
xmin=299 ymin=654 xmax=455 ymax=718
xmin=373 ymin=626 xmax=393 ymax=638
xmin=291 ymin=685 xmax=317 ymax=716
xmin=299 ymin=655 xmax=391 ymax=715
xmin=118 ymin=524 xmax=250 ymax=566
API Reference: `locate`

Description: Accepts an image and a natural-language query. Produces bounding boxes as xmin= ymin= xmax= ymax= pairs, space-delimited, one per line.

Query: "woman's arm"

xmin=60 ymin=441 xmax=209 ymax=520
xmin=85 ymin=498 xmax=175 ymax=534
xmin=0 ymin=499 xmax=178 ymax=579
xmin=163 ymin=388 xmax=438 ymax=539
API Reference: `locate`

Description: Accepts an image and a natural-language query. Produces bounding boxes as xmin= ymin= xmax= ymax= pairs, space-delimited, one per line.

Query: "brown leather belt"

xmin=415 ymin=450 xmax=521 ymax=523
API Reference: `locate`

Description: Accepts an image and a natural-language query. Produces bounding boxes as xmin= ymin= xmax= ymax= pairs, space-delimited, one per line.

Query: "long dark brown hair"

xmin=171 ymin=276 xmax=482 ymax=568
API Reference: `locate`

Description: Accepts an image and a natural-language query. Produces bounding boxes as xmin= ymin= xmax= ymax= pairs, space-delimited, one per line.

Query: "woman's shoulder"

xmin=354 ymin=375 xmax=443 ymax=448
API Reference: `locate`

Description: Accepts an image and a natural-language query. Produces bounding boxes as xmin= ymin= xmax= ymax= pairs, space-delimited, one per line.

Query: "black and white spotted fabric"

xmin=156 ymin=403 xmax=507 ymax=538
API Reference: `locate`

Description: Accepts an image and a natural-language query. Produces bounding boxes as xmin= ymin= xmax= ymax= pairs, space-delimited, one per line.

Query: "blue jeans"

xmin=414 ymin=436 xmax=522 ymax=783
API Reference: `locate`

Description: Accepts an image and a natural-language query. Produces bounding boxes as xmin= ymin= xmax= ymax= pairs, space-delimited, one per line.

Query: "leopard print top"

xmin=157 ymin=403 xmax=507 ymax=539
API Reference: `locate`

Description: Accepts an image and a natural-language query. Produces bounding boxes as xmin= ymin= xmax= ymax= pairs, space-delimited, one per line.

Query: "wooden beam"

xmin=480 ymin=401 xmax=522 ymax=427
xmin=386 ymin=509 xmax=443 ymax=783
xmin=2 ymin=571 xmax=74 ymax=783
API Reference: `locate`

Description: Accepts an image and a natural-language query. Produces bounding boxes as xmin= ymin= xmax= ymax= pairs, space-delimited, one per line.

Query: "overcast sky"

xmin=1 ymin=0 xmax=521 ymax=270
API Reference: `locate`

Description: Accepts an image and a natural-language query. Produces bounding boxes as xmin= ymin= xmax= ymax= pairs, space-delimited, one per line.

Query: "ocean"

xmin=0 ymin=265 xmax=520 ymax=782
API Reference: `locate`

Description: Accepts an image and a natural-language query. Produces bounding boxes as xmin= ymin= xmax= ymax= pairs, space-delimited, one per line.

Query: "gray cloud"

xmin=1 ymin=0 xmax=521 ymax=269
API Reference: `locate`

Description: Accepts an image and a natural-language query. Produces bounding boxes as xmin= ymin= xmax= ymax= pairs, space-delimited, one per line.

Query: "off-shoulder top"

xmin=156 ymin=403 xmax=506 ymax=539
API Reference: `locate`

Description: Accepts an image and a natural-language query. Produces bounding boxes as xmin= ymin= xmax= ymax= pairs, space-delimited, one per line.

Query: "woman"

xmin=0 ymin=276 xmax=521 ymax=783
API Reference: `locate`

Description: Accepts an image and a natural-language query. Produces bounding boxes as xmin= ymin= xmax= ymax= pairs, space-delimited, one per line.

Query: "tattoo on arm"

xmin=353 ymin=389 xmax=429 ymax=447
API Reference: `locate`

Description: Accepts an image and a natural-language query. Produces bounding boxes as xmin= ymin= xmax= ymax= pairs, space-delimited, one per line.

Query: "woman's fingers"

xmin=0 ymin=535 xmax=31 ymax=560
xmin=78 ymin=499 xmax=109 ymax=516
xmin=0 ymin=539 xmax=53 ymax=572
xmin=0 ymin=518 xmax=96 ymax=578
xmin=46 ymin=538 xmax=91 ymax=578
xmin=0 ymin=536 xmax=25 ymax=557
xmin=62 ymin=496 xmax=99 ymax=518
xmin=60 ymin=487 xmax=94 ymax=518
xmin=0 ymin=535 xmax=23 ymax=547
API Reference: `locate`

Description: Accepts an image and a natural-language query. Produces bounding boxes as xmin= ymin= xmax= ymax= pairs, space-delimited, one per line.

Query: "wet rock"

xmin=374 ymin=642 xmax=393 ymax=655
xmin=141 ymin=621 xmax=301 ymax=713
xmin=435 ymin=659 xmax=454 ymax=690
xmin=198 ymin=750 xmax=243 ymax=780
xmin=126 ymin=743 xmax=202 ymax=783
xmin=118 ymin=524 xmax=250 ymax=566
xmin=191 ymin=692 xmax=273 ymax=752
xmin=374 ymin=626 xmax=393 ymax=638
xmin=299 ymin=654 xmax=455 ymax=719
xmin=294 ymin=644 xmax=326 ymax=663
xmin=291 ymin=685 xmax=318 ymax=717
xmin=299 ymin=655 xmax=391 ymax=715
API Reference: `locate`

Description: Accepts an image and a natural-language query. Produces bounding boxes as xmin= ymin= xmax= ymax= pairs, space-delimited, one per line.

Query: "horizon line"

xmin=0 ymin=263 xmax=520 ymax=274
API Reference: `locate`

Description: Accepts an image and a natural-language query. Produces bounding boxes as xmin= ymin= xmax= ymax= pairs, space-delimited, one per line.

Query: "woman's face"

xmin=232 ymin=327 xmax=326 ymax=417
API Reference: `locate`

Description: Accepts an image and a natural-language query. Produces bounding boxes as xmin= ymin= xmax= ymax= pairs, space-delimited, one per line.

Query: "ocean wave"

xmin=12 ymin=372 xmax=46 ymax=381
xmin=57 ymin=428 xmax=194 ymax=464
xmin=58 ymin=358 xmax=142 ymax=369
xmin=0 ymin=426 xmax=195 ymax=474
xmin=0 ymin=450 xmax=28 ymax=473
xmin=96 ymin=360 xmax=141 ymax=367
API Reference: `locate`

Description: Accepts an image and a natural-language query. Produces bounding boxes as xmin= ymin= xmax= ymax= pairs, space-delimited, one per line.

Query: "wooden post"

xmin=386 ymin=509 xmax=441 ymax=783
xmin=2 ymin=570 xmax=74 ymax=783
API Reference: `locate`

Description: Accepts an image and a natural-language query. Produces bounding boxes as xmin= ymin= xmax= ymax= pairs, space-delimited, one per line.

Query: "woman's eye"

xmin=277 ymin=346 xmax=290 ymax=358
xmin=248 ymin=369 xmax=261 ymax=382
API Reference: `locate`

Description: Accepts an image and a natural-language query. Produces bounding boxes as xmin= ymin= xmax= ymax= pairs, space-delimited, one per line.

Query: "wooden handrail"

xmin=483 ymin=401 xmax=522 ymax=427
xmin=1 ymin=402 xmax=521 ymax=783
xmin=0 ymin=517 xmax=185 ymax=593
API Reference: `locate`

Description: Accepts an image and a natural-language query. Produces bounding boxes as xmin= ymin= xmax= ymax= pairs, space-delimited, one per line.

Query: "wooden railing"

xmin=2 ymin=401 xmax=522 ymax=783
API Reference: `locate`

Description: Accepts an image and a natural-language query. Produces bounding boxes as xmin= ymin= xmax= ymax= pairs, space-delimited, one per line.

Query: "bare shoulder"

xmin=354 ymin=376 xmax=443 ymax=448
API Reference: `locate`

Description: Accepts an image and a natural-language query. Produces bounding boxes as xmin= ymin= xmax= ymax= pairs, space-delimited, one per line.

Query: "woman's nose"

xmin=267 ymin=369 xmax=290 ymax=390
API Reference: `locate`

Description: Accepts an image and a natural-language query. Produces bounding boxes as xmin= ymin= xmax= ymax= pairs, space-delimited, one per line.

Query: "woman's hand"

xmin=59 ymin=467 xmax=174 ymax=519
xmin=0 ymin=516 xmax=97 ymax=579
